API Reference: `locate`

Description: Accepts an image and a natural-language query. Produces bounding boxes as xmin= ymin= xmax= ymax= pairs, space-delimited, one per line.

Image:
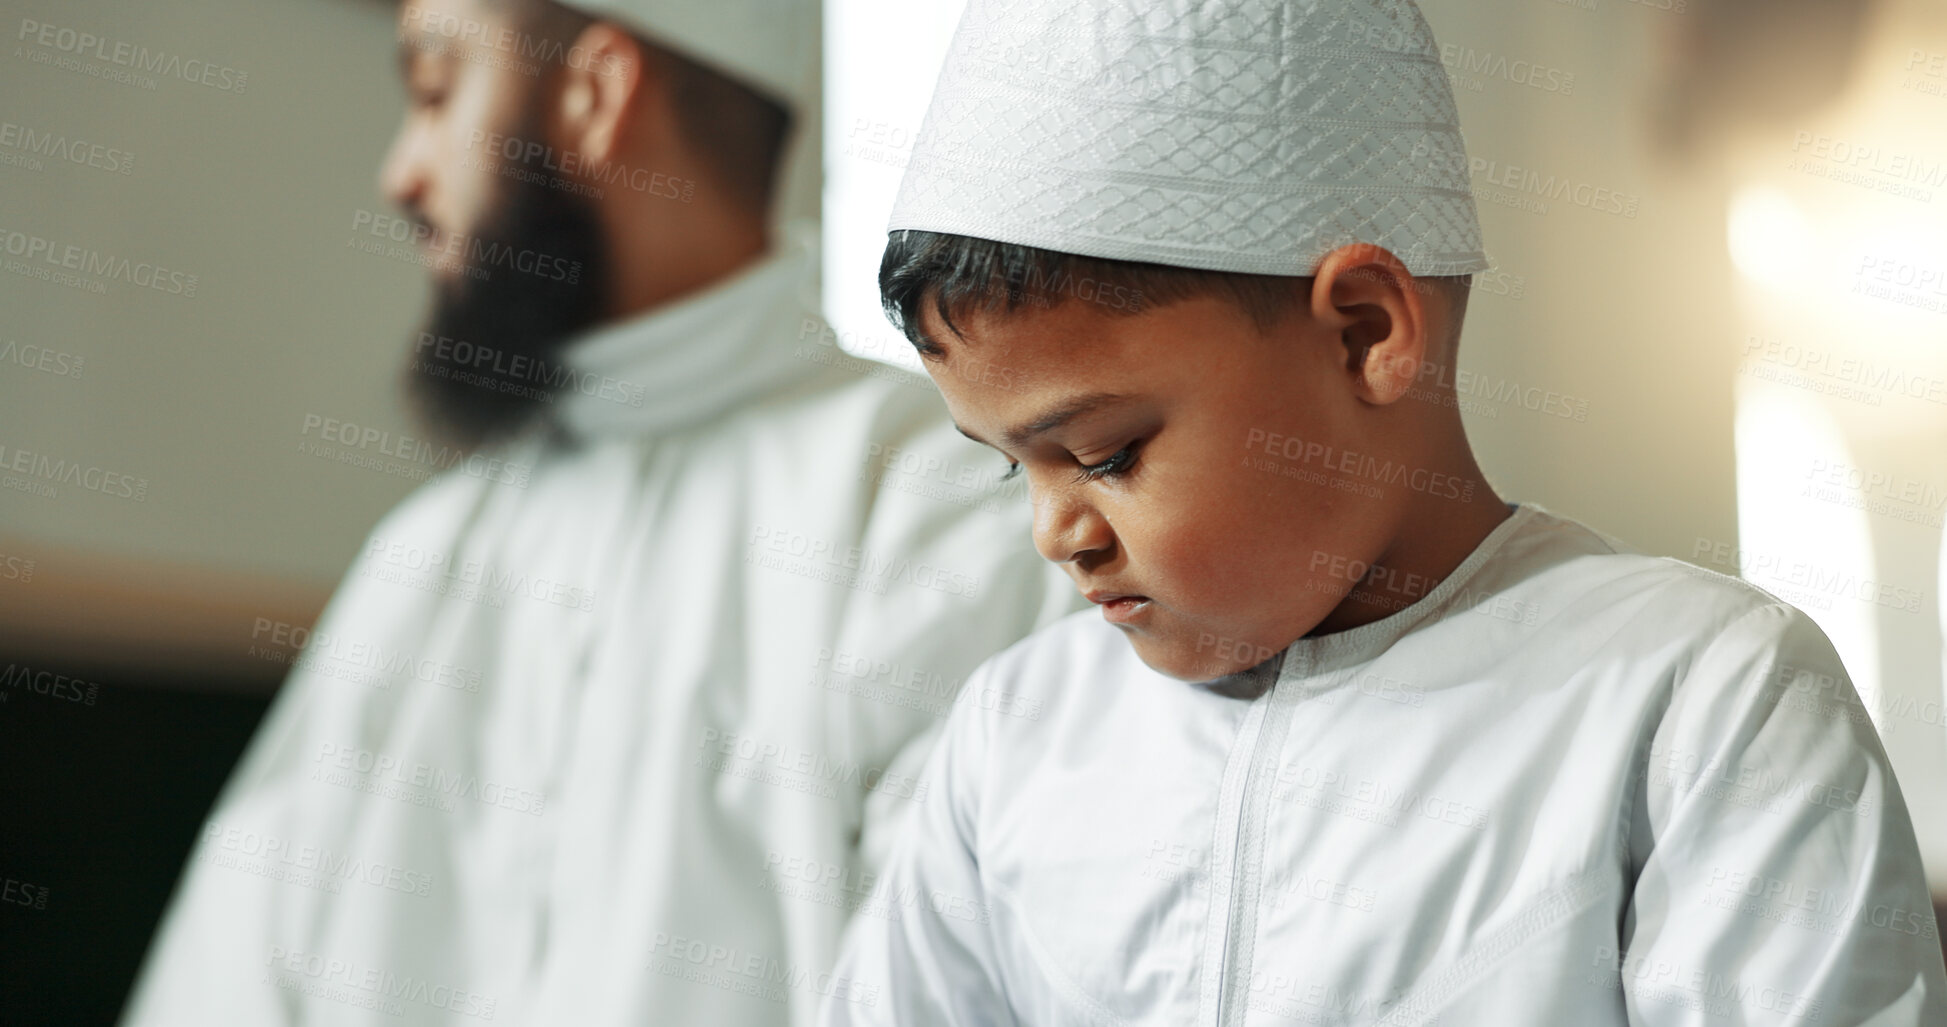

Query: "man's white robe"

xmin=123 ymin=234 xmax=1078 ymax=1026
xmin=825 ymin=503 xmax=1947 ymax=1026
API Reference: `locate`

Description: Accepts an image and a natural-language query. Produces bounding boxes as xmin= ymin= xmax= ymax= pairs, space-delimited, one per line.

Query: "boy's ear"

xmin=1309 ymin=244 xmax=1429 ymax=406
xmin=550 ymin=23 xmax=656 ymax=167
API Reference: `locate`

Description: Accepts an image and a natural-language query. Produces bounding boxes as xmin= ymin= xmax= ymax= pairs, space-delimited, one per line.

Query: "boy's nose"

xmin=1032 ymin=488 xmax=1113 ymax=565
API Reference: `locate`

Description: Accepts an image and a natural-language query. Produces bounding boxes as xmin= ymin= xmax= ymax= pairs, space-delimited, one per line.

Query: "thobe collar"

xmin=1276 ymin=502 xmax=1540 ymax=677
xmin=551 ymin=220 xmax=826 ymax=442
xmin=1209 ymin=504 xmax=1539 ymax=698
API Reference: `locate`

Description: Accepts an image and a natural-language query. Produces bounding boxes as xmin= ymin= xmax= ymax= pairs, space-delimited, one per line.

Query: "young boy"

xmin=820 ymin=0 xmax=1947 ymax=1024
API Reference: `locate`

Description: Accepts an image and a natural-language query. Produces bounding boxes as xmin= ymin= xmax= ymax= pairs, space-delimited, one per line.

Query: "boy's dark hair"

xmin=880 ymin=230 xmax=1471 ymax=357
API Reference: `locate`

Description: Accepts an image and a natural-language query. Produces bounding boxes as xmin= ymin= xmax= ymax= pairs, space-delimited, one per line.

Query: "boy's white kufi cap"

xmin=889 ymin=0 xmax=1490 ymax=277
xmin=570 ymin=0 xmax=813 ymax=110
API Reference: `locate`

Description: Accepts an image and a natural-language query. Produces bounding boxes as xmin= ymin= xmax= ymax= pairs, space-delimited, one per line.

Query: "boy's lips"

xmin=1084 ymin=590 xmax=1152 ymax=625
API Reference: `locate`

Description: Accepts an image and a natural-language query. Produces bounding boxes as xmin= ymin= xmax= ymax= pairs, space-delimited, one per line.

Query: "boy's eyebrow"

xmin=954 ymin=391 xmax=1130 ymax=451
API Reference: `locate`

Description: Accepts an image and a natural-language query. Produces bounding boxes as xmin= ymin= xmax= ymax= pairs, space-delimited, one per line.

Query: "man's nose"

xmin=377 ymin=122 xmax=427 ymax=211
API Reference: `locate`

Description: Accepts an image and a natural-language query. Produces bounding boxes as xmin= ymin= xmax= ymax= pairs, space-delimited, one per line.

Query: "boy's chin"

xmin=1125 ymin=633 xmax=1283 ymax=686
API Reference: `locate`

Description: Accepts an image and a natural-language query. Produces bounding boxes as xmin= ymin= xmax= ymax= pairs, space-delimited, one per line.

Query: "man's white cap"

xmin=570 ymin=0 xmax=814 ymax=110
xmin=889 ymin=0 xmax=1490 ymax=277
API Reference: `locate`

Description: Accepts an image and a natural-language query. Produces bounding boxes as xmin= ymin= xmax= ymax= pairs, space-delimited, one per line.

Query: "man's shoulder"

xmin=361 ymin=461 xmax=500 ymax=551
xmin=747 ymin=360 xmax=1038 ymax=542
xmin=764 ymin=356 xmax=963 ymax=440
xmin=674 ymin=351 xmax=998 ymax=479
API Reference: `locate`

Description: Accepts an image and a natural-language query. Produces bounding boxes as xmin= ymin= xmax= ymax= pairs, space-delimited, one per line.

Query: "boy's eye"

xmin=1075 ymin=443 xmax=1140 ymax=484
xmin=1000 ymin=461 xmax=1023 ymax=482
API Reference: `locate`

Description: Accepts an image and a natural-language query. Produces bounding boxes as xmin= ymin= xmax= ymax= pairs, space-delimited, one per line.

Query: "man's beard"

xmin=401 ymin=152 xmax=612 ymax=453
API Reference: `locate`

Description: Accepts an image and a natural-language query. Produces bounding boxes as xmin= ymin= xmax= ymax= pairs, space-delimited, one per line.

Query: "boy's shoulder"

xmin=975 ymin=605 xmax=1156 ymax=696
xmin=1479 ymin=506 xmax=1845 ymax=689
xmin=1490 ymin=504 xmax=1803 ymax=635
xmin=951 ymin=605 xmax=1213 ymax=734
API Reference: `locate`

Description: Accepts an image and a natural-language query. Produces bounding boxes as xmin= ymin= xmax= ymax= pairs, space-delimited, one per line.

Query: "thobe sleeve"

xmin=821 ymin=663 xmax=1017 ymax=1027
xmin=856 ymin=717 xmax=945 ymax=881
xmin=1620 ymin=601 xmax=1947 ymax=1025
xmin=118 ymin=619 xmax=329 ymax=1027
xmin=121 ymin=477 xmax=477 ymax=1027
xmin=848 ymin=545 xmax=1073 ymax=883
xmin=831 ymin=396 xmax=1081 ymax=893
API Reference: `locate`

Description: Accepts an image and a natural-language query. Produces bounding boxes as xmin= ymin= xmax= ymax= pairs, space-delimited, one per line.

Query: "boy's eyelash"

xmin=997 ymin=442 xmax=1144 ymax=484
xmin=1075 ymin=444 xmax=1140 ymax=484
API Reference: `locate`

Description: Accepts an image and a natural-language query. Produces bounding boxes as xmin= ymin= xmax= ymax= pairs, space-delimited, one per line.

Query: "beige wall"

xmin=2 ymin=0 xmax=433 ymax=671
xmin=1418 ymin=0 xmax=1743 ymax=556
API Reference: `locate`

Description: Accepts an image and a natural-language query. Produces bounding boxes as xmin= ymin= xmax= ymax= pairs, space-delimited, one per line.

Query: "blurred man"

xmin=121 ymin=0 xmax=1075 ymax=1023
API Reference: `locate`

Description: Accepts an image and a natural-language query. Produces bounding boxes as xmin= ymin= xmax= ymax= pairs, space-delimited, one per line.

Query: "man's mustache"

xmin=397 ymin=204 xmax=448 ymax=249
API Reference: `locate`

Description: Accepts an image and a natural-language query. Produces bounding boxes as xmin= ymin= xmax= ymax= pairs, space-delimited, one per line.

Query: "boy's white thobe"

xmin=122 ymin=233 xmax=1079 ymax=1026
xmin=825 ymin=503 xmax=1947 ymax=1026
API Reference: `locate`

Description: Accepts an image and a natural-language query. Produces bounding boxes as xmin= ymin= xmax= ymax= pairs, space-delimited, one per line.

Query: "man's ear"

xmin=1309 ymin=243 xmax=1430 ymax=406
xmin=549 ymin=23 xmax=656 ymax=166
